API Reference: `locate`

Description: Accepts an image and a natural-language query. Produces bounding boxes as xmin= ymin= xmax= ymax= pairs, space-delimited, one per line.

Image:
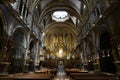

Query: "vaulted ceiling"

xmin=28 ymin=0 xmax=96 ymax=57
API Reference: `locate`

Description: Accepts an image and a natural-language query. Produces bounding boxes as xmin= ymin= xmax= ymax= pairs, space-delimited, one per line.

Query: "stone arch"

xmin=98 ymin=31 xmax=116 ymax=73
xmin=38 ymin=0 xmax=83 ymax=24
xmin=9 ymin=27 xmax=27 ymax=73
xmin=13 ymin=27 xmax=27 ymax=48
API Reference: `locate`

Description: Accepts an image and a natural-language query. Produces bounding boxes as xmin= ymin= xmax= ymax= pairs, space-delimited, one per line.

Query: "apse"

xmin=43 ymin=23 xmax=77 ymax=59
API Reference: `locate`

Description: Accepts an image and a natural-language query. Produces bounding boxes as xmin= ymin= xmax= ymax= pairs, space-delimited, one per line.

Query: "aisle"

xmin=53 ymin=61 xmax=72 ymax=80
xmin=53 ymin=71 xmax=72 ymax=80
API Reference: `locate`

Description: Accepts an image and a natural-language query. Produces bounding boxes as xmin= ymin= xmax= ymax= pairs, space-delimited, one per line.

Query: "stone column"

xmin=114 ymin=45 xmax=120 ymax=75
xmin=24 ymin=8 xmax=28 ymax=21
xmin=24 ymin=49 xmax=30 ymax=73
xmin=92 ymin=32 xmax=100 ymax=71
xmin=23 ymin=34 xmax=30 ymax=72
xmin=21 ymin=2 xmax=25 ymax=18
xmin=83 ymin=41 xmax=88 ymax=70
xmin=35 ymin=42 xmax=39 ymax=70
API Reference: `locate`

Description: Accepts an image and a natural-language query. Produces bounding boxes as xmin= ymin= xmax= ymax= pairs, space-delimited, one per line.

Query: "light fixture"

xmin=99 ymin=14 xmax=102 ymax=18
xmin=83 ymin=4 xmax=86 ymax=9
xmin=107 ymin=49 xmax=110 ymax=57
xmin=66 ymin=54 xmax=70 ymax=60
xmin=102 ymin=50 xmax=105 ymax=57
xmin=92 ymin=23 xmax=95 ymax=27
xmin=58 ymin=48 xmax=63 ymax=58
xmin=20 ymin=16 xmax=23 ymax=19
xmin=46 ymin=54 xmax=50 ymax=59
xmin=72 ymin=55 xmax=75 ymax=59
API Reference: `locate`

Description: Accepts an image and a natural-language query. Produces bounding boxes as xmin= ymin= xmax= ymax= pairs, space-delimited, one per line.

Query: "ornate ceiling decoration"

xmin=27 ymin=0 xmax=97 ymax=58
xmin=43 ymin=22 xmax=77 ymax=58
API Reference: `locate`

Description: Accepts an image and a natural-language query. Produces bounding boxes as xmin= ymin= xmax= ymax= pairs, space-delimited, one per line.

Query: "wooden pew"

xmin=35 ymin=69 xmax=57 ymax=75
xmin=0 ymin=73 xmax=54 ymax=80
xmin=69 ymin=72 xmax=116 ymax=80
xmin=65 ymin=69 xmax=88 ymax=75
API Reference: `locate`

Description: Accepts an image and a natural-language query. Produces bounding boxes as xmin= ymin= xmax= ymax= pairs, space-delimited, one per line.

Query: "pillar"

xmin=92 ymin=32 xmax=100 ymax=71
xmin=23 ymin=33 xmax=30 ymax=72
xmin=83 ymin=41 xmax=88 ymax=70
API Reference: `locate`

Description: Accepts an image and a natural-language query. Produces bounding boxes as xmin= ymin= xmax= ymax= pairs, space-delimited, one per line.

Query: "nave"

xmin=0 ymin=0 xmax=120 ymax=80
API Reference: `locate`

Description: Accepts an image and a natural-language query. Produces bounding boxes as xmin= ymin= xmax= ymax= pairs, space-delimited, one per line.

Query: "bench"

xmin=0 ymin=73 xmax=54 ymax=80
xmin=69 ymin=72 xmax=116 ymax=80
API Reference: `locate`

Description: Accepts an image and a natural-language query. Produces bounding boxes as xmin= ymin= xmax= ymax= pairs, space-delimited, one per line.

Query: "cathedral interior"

xmin=0 ymin=0 xmax=120 ymax=80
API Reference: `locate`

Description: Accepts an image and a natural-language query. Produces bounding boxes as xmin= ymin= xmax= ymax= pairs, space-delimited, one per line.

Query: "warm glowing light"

xmin=58 ymin=48 xmax=63 ymax=57
xmin=83 ymin=4 xmax=86 ymax=9
xmin=42 ymin=32 xmax=45 ymax=36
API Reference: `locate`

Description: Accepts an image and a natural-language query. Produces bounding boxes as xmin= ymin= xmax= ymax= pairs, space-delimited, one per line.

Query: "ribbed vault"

xmin=44 ymin=22 xmax=77 ymax=57
xmin=28 ymin=0 xmax=95 ymax=58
